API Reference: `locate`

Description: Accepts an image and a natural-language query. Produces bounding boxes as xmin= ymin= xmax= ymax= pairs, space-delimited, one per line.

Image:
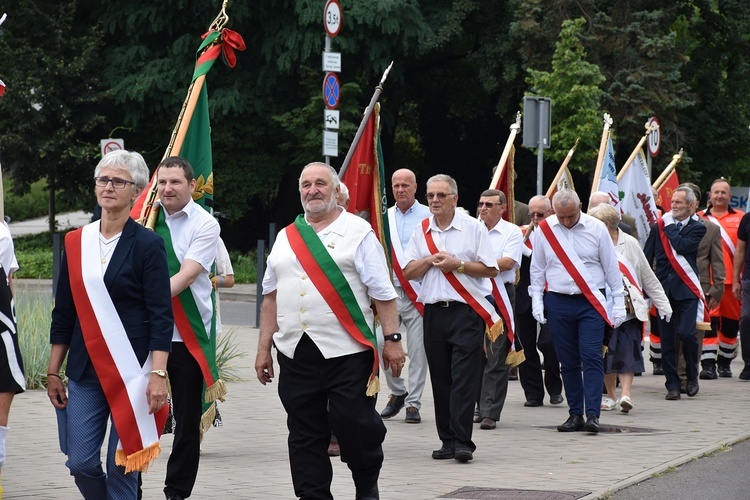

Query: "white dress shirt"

xmin=486 ymin=218 xmax=523 ymax=284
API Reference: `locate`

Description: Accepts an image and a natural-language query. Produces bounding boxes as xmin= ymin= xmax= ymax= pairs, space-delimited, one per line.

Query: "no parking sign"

xmin=100 ymin=138 xmax=124 ymax=157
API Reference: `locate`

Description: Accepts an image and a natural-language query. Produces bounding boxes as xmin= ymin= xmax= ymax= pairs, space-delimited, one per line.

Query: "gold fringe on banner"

xmin=204 ymin=378 xmax=227 ymax=403
xmin=366 ymin=374 xmax=381 ymax=397
xmin=506 ymin=349 xmax=526 ymax=368
xmin=485 ymin=320 xmax=505 ymax=343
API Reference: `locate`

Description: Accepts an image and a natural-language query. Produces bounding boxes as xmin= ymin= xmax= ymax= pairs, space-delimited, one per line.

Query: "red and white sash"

xmin=538 ymin=219 xmax=612 ymax=326
xmin=617 ymin=253 xmax=642 ymax=296
xmin=702 ymin=213 xmax=736 ymax=258
xmin=657 ymin=215 xmax=711 ymax=326
xmin=388 ymin=209 xmax=424 ymax=316
xmin=65 ymin=223 xmax=167 ymax=472
xmin=420 ymin=218 xmax=503 ymax=340
xmin=490 ymin=277 xmax=515 ymax=345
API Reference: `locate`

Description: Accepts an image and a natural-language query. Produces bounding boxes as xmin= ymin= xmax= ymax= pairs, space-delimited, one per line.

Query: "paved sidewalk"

xmin=3 ymin=312 xmax=750 ymax=499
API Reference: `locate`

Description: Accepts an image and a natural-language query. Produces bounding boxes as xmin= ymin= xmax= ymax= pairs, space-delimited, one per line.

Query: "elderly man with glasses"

xmin=403 ymin=174 xmax=499 ymax=462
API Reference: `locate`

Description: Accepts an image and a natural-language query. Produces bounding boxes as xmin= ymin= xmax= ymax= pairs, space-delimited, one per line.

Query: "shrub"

xmin=16 ymin=291 xmax=57 ymax=390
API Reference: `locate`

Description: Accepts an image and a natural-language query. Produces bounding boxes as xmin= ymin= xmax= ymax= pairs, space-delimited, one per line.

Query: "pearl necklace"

xmin=99 ymin=234 xmax=121 ymax=264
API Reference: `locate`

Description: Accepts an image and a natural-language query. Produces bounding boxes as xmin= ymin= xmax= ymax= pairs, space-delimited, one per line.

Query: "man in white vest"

xmin=255 ymin=162 xmax=404 ymax=500
xmin=380 ymin=169 xmax=431 ymax=423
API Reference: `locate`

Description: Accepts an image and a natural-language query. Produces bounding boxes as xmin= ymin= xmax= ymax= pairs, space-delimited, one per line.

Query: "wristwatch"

xmin=151 ymin=369 xmax=168 ymax=378
xmin=384 ymin=333 xmax=402 ymax=342
xmin=457 ymin=260 xmax=466 ymax=273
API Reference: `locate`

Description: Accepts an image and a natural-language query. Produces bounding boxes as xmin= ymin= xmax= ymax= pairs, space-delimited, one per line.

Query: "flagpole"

xmin=139 ymin=4 xmax=232 ymax=228
xmin=652 ymin=149 xmax=684 ymax=190
xmin=338 ymin=62 xmax=394 ymax=179
xmin=488 ymin=112 xmax=522 ymax=189
xmin=591 ymin=113 xmax=613 ymax=193
xmin=617 ymin=123 xmax=659 ymax=182
xmin=545 ymin=138 xmax=579 ymax=198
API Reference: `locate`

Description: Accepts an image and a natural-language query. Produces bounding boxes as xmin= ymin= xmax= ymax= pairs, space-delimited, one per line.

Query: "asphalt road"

xmin=610 ymin=438 xmax=750 ymax=499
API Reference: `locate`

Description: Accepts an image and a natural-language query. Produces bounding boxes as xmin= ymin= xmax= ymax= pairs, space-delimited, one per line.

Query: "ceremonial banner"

xmin=593 ymin=134 xmax=620 ymax=210
xmin=655 ymin=169 xmax=680 ymax=210
xmin=340 ymin=103 xmax=391 ymax=263
xmin=618 ymin=149 xmax=659 ymax=243
xmin=131 ymin=21 xmax=245 ymax=431
xmin=490 ymin=145 xmax=516 ymax=223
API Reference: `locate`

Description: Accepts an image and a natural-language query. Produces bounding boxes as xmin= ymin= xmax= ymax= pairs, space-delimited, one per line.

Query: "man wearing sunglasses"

xmin=474 ymin=190 xmax=522 ymax=430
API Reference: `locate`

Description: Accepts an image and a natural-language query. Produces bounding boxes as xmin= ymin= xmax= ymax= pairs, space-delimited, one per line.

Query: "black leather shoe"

xmin=550 ymin=394 xmax=564 ymax=405
xmin=739 ymin=370 xmax=750 ymax=381
xmin=524 ymin=400 xmax=543 ymax=407
xmin=380 ymin=393 xmax=408 ymax=419
xmin=680 ymin=382 xmax=687 ymax=394
xmin=717 ymin=365 xmax=733 ymax=378
xmin=432 ymin=446 xmax=454 ymax=459
xmin=700 ymin=366 xmax=718 ymax=379
xmin=472 ymin=407 xmax=482 ymax=423
xmin=508 ymin=367 xmax=519 ymax=381
xmin=584 ymin=415 xmax=600 ymax=434
xmin=686 ymin=380 xmax=699 ymax=397
xmin=355 ymin=485 xmax=379 ymax=500
xmin=166 ymin=494 xmax=184 ymax=500
xmin=557 ymin=414 xmax=584 ymax=432
xmin=653 ymin=362 xmax=664 ymax=375
xmin=666 ymin=388 xmax=681 ymax=400
xmin=454 ymin=447 xmax=474 ymax=462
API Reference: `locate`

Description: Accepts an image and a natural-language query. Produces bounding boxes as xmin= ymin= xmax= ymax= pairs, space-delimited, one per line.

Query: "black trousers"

xmin=424 ymin=302 xmax=484 ymax=452
xmin=165 ymin=342 xmax=204 ymax=499
xmin=516 ymin=308 xmax=562 ymax=402
xmin=278 ymin=334 xmax=385 ymax=500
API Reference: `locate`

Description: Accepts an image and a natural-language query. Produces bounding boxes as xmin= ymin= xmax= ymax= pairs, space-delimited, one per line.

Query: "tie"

xmin=676 ymin=221 xmax=683 ymax=231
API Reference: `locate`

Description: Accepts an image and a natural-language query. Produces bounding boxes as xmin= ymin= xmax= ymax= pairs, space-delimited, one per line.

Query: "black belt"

xmin=428 ymin=300 xmax=463 ymax=308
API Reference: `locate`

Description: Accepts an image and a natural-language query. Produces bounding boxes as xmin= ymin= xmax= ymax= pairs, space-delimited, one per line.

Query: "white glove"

xmin=660 ymin=312 xmax=672 ymax=323
xmin=529 ymin=287 xmax=547 ymax=325
xmin=611 ymin=307 xmax=626 ymax=329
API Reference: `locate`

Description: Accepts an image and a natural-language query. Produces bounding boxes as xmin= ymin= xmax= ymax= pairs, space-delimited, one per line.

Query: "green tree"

xmin=525 ymin=18 xmax=606 ymax=172
xmin=0 ymin=0 xmax=110 ymax=231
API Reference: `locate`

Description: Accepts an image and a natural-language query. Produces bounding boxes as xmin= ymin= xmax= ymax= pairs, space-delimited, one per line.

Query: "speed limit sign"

xmin=323 ymin=0 xmax=342 ymax=38
xmin=647 ymin=116 xmax=660 ymax=157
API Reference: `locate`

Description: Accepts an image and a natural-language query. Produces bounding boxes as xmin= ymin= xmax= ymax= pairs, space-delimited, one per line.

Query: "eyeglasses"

xmin=477 ymin=201 xmax=502 ymax=208
xmin=426 ymin=192 xmax=456 ymax=200
xmin=94 ymin=177 xmax=136 ymax=190
xmin=528 ymin=210 xmax=550 ymax=218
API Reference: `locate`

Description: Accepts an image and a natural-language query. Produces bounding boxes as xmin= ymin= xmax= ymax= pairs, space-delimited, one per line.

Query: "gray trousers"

xmin=478 ymin=283 xmax=515 ymax=420
xmin=380 ymin=288 xmax=428 ymax=409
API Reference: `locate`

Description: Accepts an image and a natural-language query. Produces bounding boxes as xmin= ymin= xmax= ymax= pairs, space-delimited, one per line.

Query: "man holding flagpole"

xmin=403 ymin=174 xmax=499 ymax=462
xmin=529 ymin=189 xmax=626 ymax=433
xmin=256 ymin=162 xmax=403 ymax=500
xmin=380 ymin=168 xmax=431 ymax=423
xmin=155 ymin=157 xmax=221 ymax=500
xmin=644 ymin=186 xmax=707 ymax=400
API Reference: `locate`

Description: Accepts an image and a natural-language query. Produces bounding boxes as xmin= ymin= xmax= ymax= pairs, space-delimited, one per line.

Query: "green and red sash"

xmin=286 ymin=215 xmax=380 ymax=396
xmin=65 ymin=225 xmax=168 ymax=472
xmin=420 ymin=218 xmax=504 ymax=341
xmin=155 ymin=211 xmax=226 ymax=414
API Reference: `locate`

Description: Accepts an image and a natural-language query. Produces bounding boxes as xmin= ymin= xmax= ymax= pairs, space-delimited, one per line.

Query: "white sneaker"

xmin=619 ymin=396 xmax=634 ymax=413
xmin=601 ymin=396 xmax=617 ymax=411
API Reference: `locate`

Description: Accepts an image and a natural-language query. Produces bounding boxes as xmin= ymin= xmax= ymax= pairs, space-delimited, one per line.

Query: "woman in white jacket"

xmin=589 ymin=204 xmax=672 ymax=413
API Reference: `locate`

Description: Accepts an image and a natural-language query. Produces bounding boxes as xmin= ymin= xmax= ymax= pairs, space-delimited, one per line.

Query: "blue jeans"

xmin=545 ymin=292 xmax=605 ymax=418
xmin=66 ymin=367 xmax=139 ymax=500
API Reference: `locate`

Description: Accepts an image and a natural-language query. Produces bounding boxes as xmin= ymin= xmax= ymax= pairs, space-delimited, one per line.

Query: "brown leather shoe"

xmin=472 ymin=407 xmax=482 ymax=423
xmin=480 ymin=417 xmax=496 ymax=430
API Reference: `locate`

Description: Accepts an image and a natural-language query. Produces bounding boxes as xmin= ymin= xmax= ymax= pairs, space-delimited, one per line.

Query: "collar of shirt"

xmin=304 ymin=206 xmax=346 ymax=237
xmin=488 ymin=217 xmax=512 ymax=235
xmin=426 ymin=211 xmax=463 ymax=233
xmin=163 ymin=198 xmax=197 ymax=221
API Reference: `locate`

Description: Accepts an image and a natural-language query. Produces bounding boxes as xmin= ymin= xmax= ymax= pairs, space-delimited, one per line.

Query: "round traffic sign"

xmin=323 ymin=0 xmax=342 ymax=38
xmin=322 ymin=72 xmax=341 ymax=109
xmin=647 ymin=116 xmax=661 ymax=157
